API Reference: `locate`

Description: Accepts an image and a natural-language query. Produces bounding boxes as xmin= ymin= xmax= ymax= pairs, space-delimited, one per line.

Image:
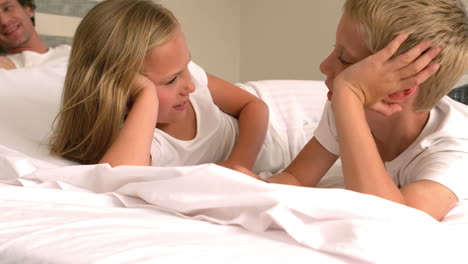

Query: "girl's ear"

xmin=387 ymin=86 xmax=418 ymax=100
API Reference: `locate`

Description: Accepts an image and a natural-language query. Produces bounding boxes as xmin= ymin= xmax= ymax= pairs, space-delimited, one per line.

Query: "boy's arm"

xmin=237 ymin=137 xmax=338 ymax=187
xmin=332 ymin=89 xmax=456 ymax=220
xmin=268 ymin=138 xmax=337 ymax=187
xmin=332 ymin=89 xmax=406 ymax=202
xmin=208 ymin=73 xmax=269 ymax=171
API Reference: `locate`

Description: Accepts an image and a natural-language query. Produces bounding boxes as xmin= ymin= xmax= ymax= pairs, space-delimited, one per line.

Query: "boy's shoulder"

xmin=424 ymin=96 xmax=468 ymax=148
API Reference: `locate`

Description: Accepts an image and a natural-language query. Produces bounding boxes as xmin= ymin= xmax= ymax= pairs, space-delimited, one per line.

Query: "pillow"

xmin=1 ymin=68 xmax=328 ymax=168
xmin=448 ymin=84 xmax=468 ymax=105
xmin=237 ymin=79 xmax=328 ymax=134
xmin=0 ymin=63 xmax=76 ymax=166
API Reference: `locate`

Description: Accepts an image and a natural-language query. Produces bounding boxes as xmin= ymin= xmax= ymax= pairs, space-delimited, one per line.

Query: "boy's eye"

xmin=165 ymin=76 xmax=177 ymax=85
xmin=338 ymin=56 xmax=353 ymax=65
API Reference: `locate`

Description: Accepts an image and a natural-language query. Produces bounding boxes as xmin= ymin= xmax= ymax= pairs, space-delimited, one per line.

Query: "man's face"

xmin=0 ymin=0 xmax=35 ymax=51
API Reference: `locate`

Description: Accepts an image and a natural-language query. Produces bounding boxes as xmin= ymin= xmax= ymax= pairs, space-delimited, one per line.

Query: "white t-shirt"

xmin=7 ymin=44 xmax=71 ymax=68
xmin=151 ymin=61 xmax=290 ymax=174
xmin=314 ymin=98 xmax=468 ymax=201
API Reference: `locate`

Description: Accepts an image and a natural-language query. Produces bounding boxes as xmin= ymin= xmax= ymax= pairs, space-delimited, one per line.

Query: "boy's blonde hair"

xmin=50 ymin=0 xmax=179 ymax=164
xmin=344 ymin=0 xmax=468 ymax=111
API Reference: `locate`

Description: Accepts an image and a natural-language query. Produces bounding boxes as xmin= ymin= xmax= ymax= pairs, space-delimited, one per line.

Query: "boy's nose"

xmin=319 ymin=54 xmax=334 ymax=78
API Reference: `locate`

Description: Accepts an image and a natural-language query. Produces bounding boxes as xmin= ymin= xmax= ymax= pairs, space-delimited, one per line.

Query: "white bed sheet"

xmin=1 ymin=184 xmax=348 ymax=264
xmin=1 ymin=145 xmax=468 ymax=264
xmin=1 ymin=63 xmax=468 ymax=263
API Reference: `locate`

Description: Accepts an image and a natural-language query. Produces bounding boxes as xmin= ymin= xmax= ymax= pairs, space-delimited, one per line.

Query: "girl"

xmin=50 ymin=0 xmax=274 ymax=171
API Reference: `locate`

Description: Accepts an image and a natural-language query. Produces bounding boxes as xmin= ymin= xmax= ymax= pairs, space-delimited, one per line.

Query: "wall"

xmin=240 ymin=0 xmax=468 ymax=82
xmin=35 ymin=0 xmax=241 ymax=83
xmin=35 ymin=0 xmax=96 ymax=47
xmin=240 ymin=0 xmax=342 ymax=82
xmin=33 ymin=0 xmax=468 ymax=83
xmin=159 ymin=0 xmax=241 ymax=83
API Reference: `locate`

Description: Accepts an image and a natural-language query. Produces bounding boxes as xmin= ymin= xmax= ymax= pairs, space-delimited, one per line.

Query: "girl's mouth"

xmin=173 ymin=100 xmax=188 ymax=111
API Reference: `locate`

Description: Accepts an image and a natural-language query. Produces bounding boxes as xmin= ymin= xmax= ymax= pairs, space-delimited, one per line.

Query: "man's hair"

xmin=344 ymin=0 xmax=468 ymax=111
xmin=18 ymin=0 xmax=36 ymax=25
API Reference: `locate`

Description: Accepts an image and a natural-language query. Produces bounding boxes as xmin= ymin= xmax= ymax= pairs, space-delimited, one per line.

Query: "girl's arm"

xmin=332 ymin=34 xmax=455 ymax=220
xmin=207 ymin=74 xmax=269 ymax=171
xmin=99 ymin=75 xmax=158 ymax=167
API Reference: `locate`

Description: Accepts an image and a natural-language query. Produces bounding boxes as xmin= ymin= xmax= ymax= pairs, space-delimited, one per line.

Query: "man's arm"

xmin=0 ymin=56 xmax=16 ymax=70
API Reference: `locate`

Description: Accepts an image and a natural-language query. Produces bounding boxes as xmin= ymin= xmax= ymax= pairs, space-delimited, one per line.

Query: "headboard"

xmin=35 ymin=0 xmax=99 ymax=47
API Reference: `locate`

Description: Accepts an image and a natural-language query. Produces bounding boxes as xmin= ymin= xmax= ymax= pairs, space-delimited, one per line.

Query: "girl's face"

xmin=142 ymin=29 xmax=195 ymax=124
xmin=319 ymin=14 xmax=372 ymax=101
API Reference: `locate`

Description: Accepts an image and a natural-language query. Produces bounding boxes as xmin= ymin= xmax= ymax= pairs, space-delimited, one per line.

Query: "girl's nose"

xmin=184 ymin=80 xmax=195 ymax=94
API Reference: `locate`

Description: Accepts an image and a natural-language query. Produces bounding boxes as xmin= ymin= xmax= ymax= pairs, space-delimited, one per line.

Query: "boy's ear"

xmin=387 ymin=86 xmax=418 ymax=100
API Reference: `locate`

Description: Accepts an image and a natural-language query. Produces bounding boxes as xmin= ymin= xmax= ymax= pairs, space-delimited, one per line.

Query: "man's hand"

xmin=0 ymin=56 xmax=16 ymax=70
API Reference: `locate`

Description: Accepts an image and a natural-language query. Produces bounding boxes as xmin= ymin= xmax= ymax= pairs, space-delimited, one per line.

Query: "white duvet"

xmin=1 ymin=145 xmax=468 ymax=264
xmin=1 ymin=63 xmax=467 ymax=264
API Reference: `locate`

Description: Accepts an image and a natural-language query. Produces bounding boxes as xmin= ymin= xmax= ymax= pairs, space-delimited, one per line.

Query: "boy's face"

xmin=319 ymin=14 xmax=372 ymax=102
xmin=0 ymin=0 xmax=35 ymax=52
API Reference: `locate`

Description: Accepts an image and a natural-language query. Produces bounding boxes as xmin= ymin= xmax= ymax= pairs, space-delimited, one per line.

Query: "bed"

xmin=1 ymin=54 xmax=468 ymax=264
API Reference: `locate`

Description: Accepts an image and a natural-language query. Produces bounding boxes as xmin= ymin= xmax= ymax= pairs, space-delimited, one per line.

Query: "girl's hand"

xmin=128 ymin=74 xmax=158 ymax=110
xmin=99 ymin=74 xmax=159 ymax=167
xmin=334 ymin=33 xmax=441 ymax=110
xmin=230 ymin=164 xmax=265 ymax=182
xmin=132 ymin=74 xmax=157 ymax=97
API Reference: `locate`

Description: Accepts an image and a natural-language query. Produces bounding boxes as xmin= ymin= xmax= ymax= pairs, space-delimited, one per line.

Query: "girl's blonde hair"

xmin=344 ymin=0 xmax=468 ymax=111
xmin=50 ymin=0 xmax=179 ymax=164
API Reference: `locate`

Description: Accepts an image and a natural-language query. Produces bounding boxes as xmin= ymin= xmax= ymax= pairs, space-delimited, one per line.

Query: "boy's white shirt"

xmin=6 ymin=44 xmax=71 ymax=68
xmin=315 ymin=98 xmax=468 ymax=201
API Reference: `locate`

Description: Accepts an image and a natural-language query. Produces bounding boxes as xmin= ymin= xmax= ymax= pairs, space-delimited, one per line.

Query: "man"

xmin=0 ymin=0 xmax=70 ymax=69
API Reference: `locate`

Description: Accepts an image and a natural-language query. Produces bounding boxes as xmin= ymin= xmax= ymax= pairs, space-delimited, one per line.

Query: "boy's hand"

xmin=334 ymin=33 xmax=441 ymax=107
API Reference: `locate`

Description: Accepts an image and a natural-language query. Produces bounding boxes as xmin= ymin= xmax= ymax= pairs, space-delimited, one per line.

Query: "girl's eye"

xmin=165 ymin=76 xmax=177 ymax=85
